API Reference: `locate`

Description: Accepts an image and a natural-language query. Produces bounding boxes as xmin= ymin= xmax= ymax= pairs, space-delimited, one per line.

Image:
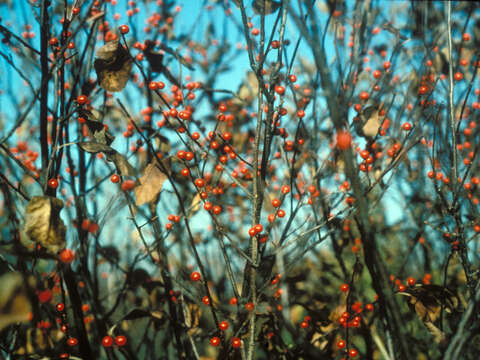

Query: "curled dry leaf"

xmin=189 ymin=193 xmax=202 ymax=216
xmin=121 ymin=308 xmax=154 ymax=321
xmin=289 ymin=304 xmax=306 ymax=324
xmin=434 ymin=47 xmax=450 ymax=76
xmin=94 ymin=127 xmax=115 ymax=146
xmin=78 ymin=142 xmax=135 ymax=176
xmin=185 ymin=302 xmax=202 ymax=336
xmin=107 ymin=152 xmax=136 ymax=176
xmin=0 ymin=272 xmax=33 ymax=331
xmin=134 ymin=161 xmax=167 ymax=206
xmin=235 ymin=71 xmax=259 ymax=106
xmin=252 ymin=0 xmax=281 ymax=14
xmin=397 ymin=284 xmax=459 ymax=323
xmin=356 ymin=105 xmax=381 ymax=139
xmin=78 ymin=109 xmax=104 ymax=134
xmin=14 ymin=327 xmax=65 ymax=356
xmin=25 ymin=196 xmax=66 ymax=254
xmin=94 ymin=39 xmax=132 ymax=92
xmin=154 ymin=133 xmax=171 ymax=154
xmin=86 ymin=10 xmax=105 ymax=23
xmin=424 ymin=321 xmax=446 ymax=344
xmin=143 ymin=40 xmax=181 ymax=86
xmin=78 ymin=141 xmax=115 ymax=154
xmin=156 ymin=41 xmax=194 ymax=70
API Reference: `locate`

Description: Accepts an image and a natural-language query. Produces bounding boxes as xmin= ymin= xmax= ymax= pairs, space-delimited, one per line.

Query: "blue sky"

xmin=2 ymin=1 xmax=478 ymax=269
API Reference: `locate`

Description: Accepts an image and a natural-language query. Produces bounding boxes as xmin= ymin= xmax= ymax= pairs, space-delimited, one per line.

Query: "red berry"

xmin=56 ymin=303 xmax=65 ymax=312
xmin=77 ymin=95 xmax=88 ymax=104
xmin=48 ymin=178 xmax=59 ymax=189
xmin=190 ymin=271 xmax=201 ymax=281
xmin=102 ymin=335 xmax=113 ymax=347
xmin=300 ymin=321 xmax=309 ymax=329
xmin=59 ymin=249 xmax=75 ymax=264
xmin=110 ymin=174 xmax=120 ymax=183
xmin=219 ymin=320 xmax=229 ymax=331
xmin=418 ymin=85 xmax=429 ymax=95
xmin=202 ymin=296 xmax=210 ymax=305
xmin=407 ymin=277 xmax=416 ymax=286
xmin=185 ymin=152 xmax=194 ymax=161
xmin=119 ymin=25 xmax=129 ymax=34
xmin=148 ymin=81 xmax=159 ymax=90
xmin=360 ymin=150 xmax=369 ymax=159
xmin=336 ymin=130 xmax=352 ymax=150
xmin=383 ymin=61 xmax=391 ymax=70
xmin=210 ymin=336 xmax=221 ymax=347
xmin=194 ymin=178 xmax=205 ymax=187
xmin=372 ymin=69 xmax=382 ymax=79
xmin=454 ymin=72 xmax=463 ymax=81
xmin=204 ymin=202 xmax=213 ymax=211
xmin=67 ymin=337 xmax=78 ymax=347
xmin=402 ymin=122 xmax=412 ymax=131
xmin=359 ymin=91 xmax=369 ymax=100
xmin=349 ymin=348 xmax=358 ymax=357
xmin=121 ymin=179 xmax=135 ymax=191
xmin=275 ymin=85 xmax=285 ymax=95
xmin=337 ymin=340 xmax=346 ymax=349
xmin=178 ymin=110 xmax=192 ymax=120
xmin=245 ymin=302 xmax=254 ymax=311
xmin=223 ymin=131 xmax=232 ymax=141
xmin=115 ymin=335 xmax=127 ymax=346
xmin=231 ymin=337 xmax=241 ymax=348
xmin=340 ymin=283 xmax=349 ymax=293
xmin=38 ymin=289 xmax=52 ymax=303
xmin=289 ymin=74 xmax=297 ymax=82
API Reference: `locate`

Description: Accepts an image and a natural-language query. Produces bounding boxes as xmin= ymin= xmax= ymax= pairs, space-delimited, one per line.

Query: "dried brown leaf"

xmin=236 ymin=71 xmax=259 ymax=105
xmin=106 ymin=152 xmax=136 ymax=176
xmin=15 ymin=328 xmax=56 ymax=356
xmin=189 ymin=193 xmax=202 ymax=215
xmin=252 ymin=0 xmax=281 ymax=14
xmin=94 ymin=40 xmax=132 ymax=92
xmin=361 ymin=106 xmax=381 ymax=138
xmin=398 ymin=284 xmax=459 ymax=323
xmin=154 ymin=134 xmax=171 ymax=153
xmin=0 ymin=272 xmax=33 ymax=331
xmin=185 ymin=303 xmax=202 ymax=336
xmin=25 ymin=196 xmax=66 ymax=254
xmin=78 ymin=141 xmax=115 ymax=154
xmin=425 ymin=321 xmax=446 ymax=344
xmin=134 ymin=161 xmax=167 ymax=206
